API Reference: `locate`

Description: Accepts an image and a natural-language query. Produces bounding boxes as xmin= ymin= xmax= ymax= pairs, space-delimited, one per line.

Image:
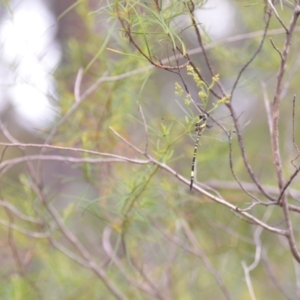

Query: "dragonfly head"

xmin=199 ymin=112 xmax=209 ymax=121
xmin=195 ymin=113 xmax=208 ymax=132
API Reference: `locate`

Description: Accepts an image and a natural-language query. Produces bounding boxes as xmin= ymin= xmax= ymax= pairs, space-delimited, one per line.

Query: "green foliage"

xmin=1 ymin=1 xmax=300 ymax=299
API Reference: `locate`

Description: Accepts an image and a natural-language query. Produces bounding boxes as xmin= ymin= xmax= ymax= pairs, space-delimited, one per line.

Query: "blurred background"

xmin=0 ymin=0 xmax=236 ymax=130
xmin=1 ymin=0 xmax=300 ymax=299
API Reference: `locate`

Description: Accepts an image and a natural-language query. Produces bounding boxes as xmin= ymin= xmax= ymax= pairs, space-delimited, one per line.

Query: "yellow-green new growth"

xmin=176 ymin=66 xmax=227 ymax=111
xmin=184 ymin=94 xmax=191 ymax=105
xmin=217 ymin=94 xmax=231 ymax=105
xmin=198 ymin=90 xmax=207 ymax=100
xmin=186 ymin=65 xmax=204 ymax=89
xmin=175 ymin=82 xmax=184 ymax=97
xmin=212 ymin=74 xmax=219 ymax=83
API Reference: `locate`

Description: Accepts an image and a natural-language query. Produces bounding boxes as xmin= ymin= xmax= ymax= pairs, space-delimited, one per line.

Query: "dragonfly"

xmin=161 ymin=111 xmax=232 ymax=191
xmin=189 ymin=113 xmax=211 ymax=191
xmin=189 ymin=111 xmax=234 ymax=191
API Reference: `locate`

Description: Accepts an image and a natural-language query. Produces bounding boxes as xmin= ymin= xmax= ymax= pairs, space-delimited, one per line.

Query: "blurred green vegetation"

xmin=1 ymin=0 xmax=300 ymax=299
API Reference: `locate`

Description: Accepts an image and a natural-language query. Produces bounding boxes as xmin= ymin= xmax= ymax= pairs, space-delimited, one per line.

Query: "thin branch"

xmin=241 ymin=208 xmax=272 ymax=300
xmin=276 ymin=165 xmax=300 ymax=204
xmin=116 ymin=5 xmax=190 ymax=71
xmin=206 ymin=179 xmax=300 ymax=201
xmin=237 ymin=201 xmax=276 ymax=212
xmin=102 ymin=227 xmax=166 ymax=300
xmin=271 ymin=5 xmax=300 ymax=263
xmin=74 ymin=67 xmax=84 ymax=103
xmin=137 ymin=103 xmax=149 ymax=154
xmin=38 ymin=28 xmax=299 ymax=117
xmin=0 ymin=200 xmax=43 ymax=225
xmin=262 ymin=249 xmax=294 ymax=300
xmin=77 ymin=26 xmax=299 ymax=115
xmin=0 ymin=220 xmax=50 ymax=238
xmin=49 ymin=237 xmax=91 ymax=268
xmin=281 ymin=55 xmax=300 ymax=100
xmin=186 ymin=58 xmax=223 ymax=100
xmin=291 ymin=95 xmax=300 ymax=167
xmin=262 ymin=81 xmax=273 ymax=138
xmin=29 ymin=182 xmax=128 ymax=300
xmin=2 ymin=205 xmax=26 ymax=277
xmin=272 ymin=6 xmax=300 ymax=191
xmin=208 ymin=221 xmax=254 ymax=245
xmin=242 ymin=261 xmax=257 ymax=300
xmin=228 ymin=131 xmax=267 ymax=202
xmin=0 ymin=120 xmax=22 ymax=145
xmin=0 ymin=142 xmax=149 ymax=160
xmin=230 ymin=12 xmax=271 ymax=100
xmin=224 ymin=13 xmax=274 ymax=201
xmin=187 ymin=2 xmax=226 ymax=97
xmin=1 ymin=206 xmax=43 ymax=298
xmin=109 ymin=127 xmax=286 ymax=236
xmin=181 ymin=220 xmax=233 ymax=300
xmin=0 ymin=154 xmax=149 ymax=177
xmin=156 ymin=222 xmax=233 ymax=299
xmin=20 ymin=27 xmax=299 ymax=163
xmin=242 ymin=208 xmax=274 ymax=298
xmin=293 ymin=256 xmax=300 ymax=299
xmin=267 ymin=0 xmax=289 ymax=32
xmin=269 ymin=38 xmax=283 ymax=59
xmin=41 ymin=70 xmax=108 ymax=148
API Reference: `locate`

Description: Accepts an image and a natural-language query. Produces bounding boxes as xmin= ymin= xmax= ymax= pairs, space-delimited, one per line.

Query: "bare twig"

xmin=242 ymin=261 xmax=257 ymax=300
xmin=241 ymin=208 xmax=273 ymax=300
xmin=276 ymin=165 xmax=300 ymax=204
xmin=115 ymin=3 xmax=190 ymax=71
xmin=228 ymin=131 xmax=267 ymax=203
xmin=270 ymin=5 xmax=300 ymax=263
xmin=156 ymin=221 xmax=232 ymax=300
xmin=237 ymin=201 xmax=276 ymax=212
xmin=187 ymin=2 xmax=227 ymax=97
xmin=230 ymin=13 xmax=271 ymax=100
xmin=0 ymin=200 xmax=43 ymax=225
xmin=74 ymin=67 xmax=84 ymax=103
xmin=181 ymin=220 xmax=233 ymax=300
xmin=291 ymin=95 xmax=300 ymax=167
xmin=262 ymin=81 xmax=273 ymax=138
xmin=48 ymin=237 xmax=91 ymax=267
xmin=109 ymin=127 xmax=286 ymax=236
xmin=267 ymin=0 xmax=289 ymax=32
xmin=0 ymin=142 xmax=149 ymax=160
xmin=224 ymin=13 xmax=275 ymax=201
xmin=0 ymin=220 xmax=50 ymax=238
xmin=205 ymin=179 xmax=300 ymax=201
xmin=29 ymin=181 xmax=127 ymax=300
xmin=262 ymin=249 xmax=294 ymax=299
xmin=103 ymin=227 xmax=166 ymax=300
xmin=0 ymin=154 xmax=149 ymax=177
xmin=272 ymin=6 xmax=300 ymax=191
xmin=294 ymin=256 xmax=300 ymax=298
xmin=138 ymin=103 xmax=149 ymax=154
xmin=281 ymin=55 xmax=300 ymax=100
xmin=269 ymin=38 xmax=283 ymax=59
